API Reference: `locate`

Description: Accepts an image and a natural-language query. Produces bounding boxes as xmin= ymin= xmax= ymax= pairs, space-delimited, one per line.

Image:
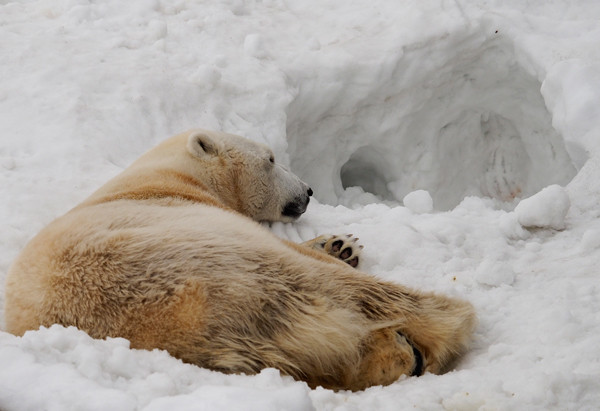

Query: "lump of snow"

xmin=244 ymin=34 xmax=268 ymax=59
xmin=498 ymin=212 xmax=530 ymax=240
xmin=514 ymin=185 xmax=570 ymax=230
xmin=581 ymin=229 xmax=600 ymax=252
xmin=403 ymin=190 xmax=433 ymax=214
xmin=338 ymin=186 xmax=382 ymax=208
xmin=190 ymin=65 xmax=222 ymax=91
xmin=1 ymin=156 xmax=16 ymax=170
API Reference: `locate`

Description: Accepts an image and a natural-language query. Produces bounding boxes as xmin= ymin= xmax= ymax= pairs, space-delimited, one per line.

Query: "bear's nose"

xmin=307 ymin=188 xmax=313 ymax=197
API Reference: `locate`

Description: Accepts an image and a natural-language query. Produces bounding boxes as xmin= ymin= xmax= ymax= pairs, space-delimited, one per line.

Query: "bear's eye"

xmin=269 ymin=155 xmax=275 ymax=164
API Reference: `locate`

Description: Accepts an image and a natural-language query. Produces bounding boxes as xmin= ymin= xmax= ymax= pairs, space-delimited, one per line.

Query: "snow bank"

xmin=286 ymin=23 xmax=578 ymax=210
xmin=2 ymin=0 xmax=600 ymax=410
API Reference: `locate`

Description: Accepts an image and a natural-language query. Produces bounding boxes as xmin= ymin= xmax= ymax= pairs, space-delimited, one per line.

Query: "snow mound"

xmin=287 ymin=29 xmax=578 ymax=210
xmin=403 ymin=190 xmax=434 ymax=214
xmin=514 ymin=184 xmax=570 ymax=230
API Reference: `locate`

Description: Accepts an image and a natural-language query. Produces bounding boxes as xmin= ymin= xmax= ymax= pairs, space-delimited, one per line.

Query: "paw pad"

xmin=321 ymin=234 xmax=363 ymax=268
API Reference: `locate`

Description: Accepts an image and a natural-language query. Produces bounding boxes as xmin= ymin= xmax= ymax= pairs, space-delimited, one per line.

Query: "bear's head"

xmin=184 ymin=130 xmax=313 ymax=222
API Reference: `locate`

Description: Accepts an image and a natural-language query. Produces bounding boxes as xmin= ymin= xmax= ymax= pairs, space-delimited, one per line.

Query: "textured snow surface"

xmin=2 ymin=0 xmax=600 ymax=410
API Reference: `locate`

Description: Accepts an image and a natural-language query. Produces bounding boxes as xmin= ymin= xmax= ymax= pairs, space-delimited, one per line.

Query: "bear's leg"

xmin=302 ymin=234 xmax=363 ymax=268
xmin=349 ymin=279 xmax=477 ymax=376
xmin=274 ymin=246 xmax=475 ymax=380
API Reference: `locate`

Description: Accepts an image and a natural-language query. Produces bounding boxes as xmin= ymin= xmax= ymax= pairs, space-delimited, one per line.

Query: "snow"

xmin=514 ymin=184 xmax=570 ymax=230
xmin=1 ymin=0 xmax=600 ymax=409
xmin=402 ymin=190 xmax=434 ymax=214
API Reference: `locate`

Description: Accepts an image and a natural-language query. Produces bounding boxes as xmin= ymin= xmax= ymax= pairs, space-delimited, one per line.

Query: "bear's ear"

xmin=187 ymin=132 xmax=223 ymax=158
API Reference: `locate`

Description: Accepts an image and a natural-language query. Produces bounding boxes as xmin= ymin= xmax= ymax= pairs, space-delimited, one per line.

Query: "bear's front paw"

xmin=304 ymin=234 xmax=363 ymax=268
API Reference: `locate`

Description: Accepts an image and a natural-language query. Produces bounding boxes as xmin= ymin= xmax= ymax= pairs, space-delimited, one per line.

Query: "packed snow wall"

xmin=285 ymin=28 xmax=579 ymax=210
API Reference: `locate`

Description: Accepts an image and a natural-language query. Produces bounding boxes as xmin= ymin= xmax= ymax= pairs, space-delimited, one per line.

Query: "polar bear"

xmin=4 ymin=129 xmax=475 ymax=391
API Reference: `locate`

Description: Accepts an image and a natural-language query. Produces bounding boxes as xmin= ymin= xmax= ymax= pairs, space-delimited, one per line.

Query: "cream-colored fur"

xmin=4 ymin=129 xmax=476 ymax=391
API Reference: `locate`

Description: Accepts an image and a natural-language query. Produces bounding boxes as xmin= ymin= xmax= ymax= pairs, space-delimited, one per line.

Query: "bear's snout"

xmin=282 ymin=190 xmax=311 ymax=219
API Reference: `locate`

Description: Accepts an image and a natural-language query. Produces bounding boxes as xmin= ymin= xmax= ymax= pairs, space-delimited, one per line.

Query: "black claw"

xmin=410 ymin=343 xmax=424 ymax=377
xmin=397 ymin=331 xmax=424 ymax=377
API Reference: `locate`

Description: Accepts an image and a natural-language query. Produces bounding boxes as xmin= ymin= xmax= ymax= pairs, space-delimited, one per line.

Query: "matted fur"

xmin=4 ymin=129 xmax=476 ymax=391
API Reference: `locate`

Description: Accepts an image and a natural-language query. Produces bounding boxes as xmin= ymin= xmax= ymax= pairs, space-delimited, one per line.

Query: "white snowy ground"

xmin=1 ymin=0 xmax=600 ymax=409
